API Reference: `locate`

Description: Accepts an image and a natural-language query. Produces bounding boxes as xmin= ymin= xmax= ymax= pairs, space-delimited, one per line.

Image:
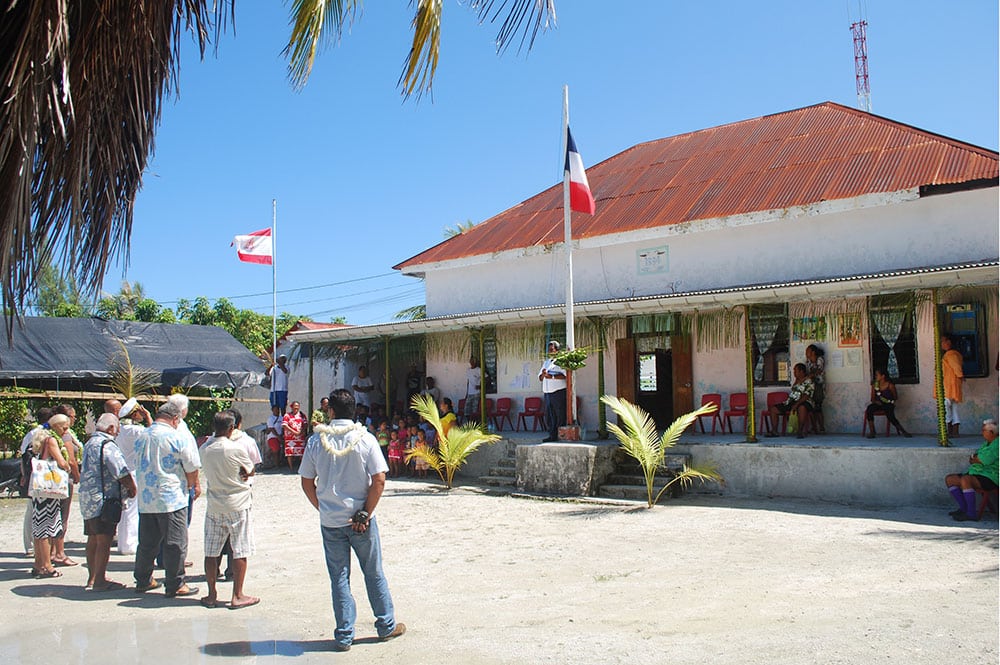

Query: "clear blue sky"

xmin=120 ymin=1 xmax=998 ymax=325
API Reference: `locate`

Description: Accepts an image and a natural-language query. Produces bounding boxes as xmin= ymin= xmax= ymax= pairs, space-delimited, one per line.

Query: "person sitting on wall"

xmin=766 ymin=363 xmax=814 ymax=439
xmin=864 ymin=368 xmax=912 ymax=438
xmin=944 ymin=419 xmax=998 ymax=522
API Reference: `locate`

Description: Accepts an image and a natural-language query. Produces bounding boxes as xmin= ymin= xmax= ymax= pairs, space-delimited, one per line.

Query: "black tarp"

xmin=0 ymin=317 xmax=265 ymax=391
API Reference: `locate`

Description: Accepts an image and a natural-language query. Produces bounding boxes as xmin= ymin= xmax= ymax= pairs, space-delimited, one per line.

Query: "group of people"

xmin=764 ymin=335 xmax=969 ymax=440
xmin=22 ymin=396 xmax=259 ymax=608
xmin=265 ymin=355 xmax=308 ymax=470
xmin=18 ymin=389 xmax=407 ymax=650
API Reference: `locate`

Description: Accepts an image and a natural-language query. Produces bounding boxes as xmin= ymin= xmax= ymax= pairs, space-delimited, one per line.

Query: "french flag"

xmin=565 ymin=127 xmax=596 ymax=215
xmin=232 ymin=228 xmax=273 ymax=265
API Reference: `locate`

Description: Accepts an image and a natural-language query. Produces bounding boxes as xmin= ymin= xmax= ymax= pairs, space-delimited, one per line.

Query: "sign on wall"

xmin=637 ymin=245 xmax=668 ymax=275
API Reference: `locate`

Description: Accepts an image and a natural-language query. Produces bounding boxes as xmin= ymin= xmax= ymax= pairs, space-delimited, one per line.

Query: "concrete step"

xmin=488 ymin=466 xmax=516 ymax=478
xmin=479 ymin=475 xmax=517 ymax=488
xmin=604 ymin=473 xmax=671 ymax=485
xmin=495 ymin=457 xmax=516 ymax=469
xmin=615 ymin=454 xmax=690 ymax=476
xmin=597 ymin=483 xmax=683 ymax=502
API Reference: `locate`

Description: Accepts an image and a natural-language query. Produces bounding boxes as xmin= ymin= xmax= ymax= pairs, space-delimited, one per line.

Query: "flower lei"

xmin=313 ymin=422 xmax=367 ymax=457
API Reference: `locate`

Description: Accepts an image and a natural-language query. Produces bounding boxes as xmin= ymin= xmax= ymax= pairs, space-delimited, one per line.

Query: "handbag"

xmin=29 ymin=456 xmax=70 ymax=500
xmin=99 ymin=440 xmax=123 ymax=524
xmin=786 ymin=412 xmax=799 ymax=434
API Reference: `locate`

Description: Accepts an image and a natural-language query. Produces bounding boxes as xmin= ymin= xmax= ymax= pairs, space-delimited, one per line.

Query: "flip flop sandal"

xmin=135 ymin=579 xmax=162 ymax=593
xmin=35 ymin=569 xmax=62 ymax=579
xmin=166 ymin=585 xmax=200 ymax=598
xmin=228 ymin=597 xmax=261 ymax=610
xmin=52 ymin=557 xmax=78 ymax=567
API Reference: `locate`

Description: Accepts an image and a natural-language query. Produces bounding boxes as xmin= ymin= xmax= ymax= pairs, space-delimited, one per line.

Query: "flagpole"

xmin=272 ymin=198 xmax=277 ymax=363
xmin=562 ymin=85 xmax=576 ymax=426
xmin=562 ymin=86 xmax=575 ymax=351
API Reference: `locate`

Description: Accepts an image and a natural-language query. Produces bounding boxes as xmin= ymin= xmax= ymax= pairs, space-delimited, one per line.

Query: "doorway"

xmin=615 ymin=334 xmax=693 ymax=430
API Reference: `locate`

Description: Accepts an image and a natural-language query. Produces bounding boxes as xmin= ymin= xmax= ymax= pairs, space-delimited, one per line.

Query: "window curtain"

xmin=750 ymin=316 xmax=781 ymax=382
xmin=871 ymin=309 xmax=906 ymax=379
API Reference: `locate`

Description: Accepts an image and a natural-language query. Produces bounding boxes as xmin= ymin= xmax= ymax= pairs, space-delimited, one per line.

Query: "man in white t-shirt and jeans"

xmin=199 ymin=411 xmax=258 ymax=610
xmin=300 ymin=389 xmax=404 ymax=652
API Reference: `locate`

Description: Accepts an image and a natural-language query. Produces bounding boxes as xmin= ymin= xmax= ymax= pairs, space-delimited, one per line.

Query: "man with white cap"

xmin=538 ymin=340 xmax=567 ymax=442
xmin=106 ymin=398 xmax=152 ymax=555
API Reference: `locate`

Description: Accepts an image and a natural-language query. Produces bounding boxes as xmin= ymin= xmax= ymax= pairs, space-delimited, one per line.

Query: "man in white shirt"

xmin=538 ymin=340 xmax=568 ymax=442
xmin=300 ymin=389 xmax=405 ymax=652
xmin=106 ymin=398 xmax=152 ymax=555
xmin=269 ymin=354 xmax=290 ymax=413
xmin=199 ymin=411 xmax=258 ymax=610
xmin=352 ymin=366 xmax=375 ymax=411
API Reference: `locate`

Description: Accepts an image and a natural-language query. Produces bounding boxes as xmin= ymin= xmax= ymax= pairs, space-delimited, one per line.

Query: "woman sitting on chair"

xmin=864 ymin=368 xmax=911 ymax=438
xmin=944 ymin=419 xmax=998 ymax=522
xmin=766 ymin=363 xmax=814 ymax=439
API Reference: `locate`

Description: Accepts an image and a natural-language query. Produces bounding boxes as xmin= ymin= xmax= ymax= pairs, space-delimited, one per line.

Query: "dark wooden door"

xmin=615 ymin=337 xmax=635 ymax=403
xmin=671 ymin=334 xmax=694 ymax=420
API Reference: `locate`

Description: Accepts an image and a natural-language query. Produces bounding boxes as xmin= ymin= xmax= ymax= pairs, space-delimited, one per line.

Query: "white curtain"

xmin=751 ymin=316 xmax=781 ymax=381
xmin=871 ymin=309 xmax=906 ymax=379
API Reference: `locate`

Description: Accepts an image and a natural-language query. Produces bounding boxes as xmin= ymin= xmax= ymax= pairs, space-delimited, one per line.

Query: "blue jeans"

xmin=321 ymin=518 xmax=397 ymax=646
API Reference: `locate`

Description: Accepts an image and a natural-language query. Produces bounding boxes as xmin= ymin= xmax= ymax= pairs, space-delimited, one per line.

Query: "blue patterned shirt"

xmin=79 ymin=432 xmax=131 ymax=520
xmin=134 ymin=421 xmax=201 ymax=514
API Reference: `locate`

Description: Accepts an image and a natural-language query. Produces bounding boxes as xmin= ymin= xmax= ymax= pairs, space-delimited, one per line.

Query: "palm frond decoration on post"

xmin=601 ymin=395 xmax=724 ymax=508
xmin=406 ymin=393 xmax=501 ymax=489
xmin=105 ymin=339 xmax=160 ymax=399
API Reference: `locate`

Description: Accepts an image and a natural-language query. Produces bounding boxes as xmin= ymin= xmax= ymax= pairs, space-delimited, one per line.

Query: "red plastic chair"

xmin=696 ymin=393 xmax=724 ymax=434
xmin=491 ymin=397 xmax=514 ymax=431
xmin=517 ymin=396 xmax=546 ymax=431
xmin=759 ymin=391 xmax=790 ymax=434
xmin=723 ymin=392 xmax=749 ymax=433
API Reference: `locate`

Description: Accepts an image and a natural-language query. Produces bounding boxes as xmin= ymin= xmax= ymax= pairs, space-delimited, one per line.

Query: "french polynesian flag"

xmin=565 ymin=127 xmax=596 ymax=215
xmin=232 ymin=228 xmax=273 ymax=265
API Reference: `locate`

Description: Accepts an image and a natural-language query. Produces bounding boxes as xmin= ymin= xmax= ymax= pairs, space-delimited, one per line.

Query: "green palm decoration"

xmin=105 ymin=339 xmax=160 ymax=399
xmin=601 ymin=395 xmax=724 ymax=508
xmin=407 ymin=393 xmax=501 ymax=489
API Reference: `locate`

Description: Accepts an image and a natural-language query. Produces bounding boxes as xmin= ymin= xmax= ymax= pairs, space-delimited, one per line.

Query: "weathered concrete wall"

xmin=677 ymin=443 xmax=973 ymax=508
xmin=516 ymin=442 xmax=619 ymax=496
xmin=456 ymin=438 xmax=515 ymax=479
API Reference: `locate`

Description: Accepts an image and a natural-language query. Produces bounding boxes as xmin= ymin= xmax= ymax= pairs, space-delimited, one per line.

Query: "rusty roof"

xmin=395 ymin=102 xmax=998 ymax=271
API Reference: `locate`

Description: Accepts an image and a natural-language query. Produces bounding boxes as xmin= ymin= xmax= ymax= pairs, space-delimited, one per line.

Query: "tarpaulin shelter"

xmin=0 ymin=317 xmax=265 ymax=391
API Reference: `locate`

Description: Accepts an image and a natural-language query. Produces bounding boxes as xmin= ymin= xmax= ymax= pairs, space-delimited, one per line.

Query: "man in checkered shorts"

xmin=199 ymin=411 xmax=259 ymax=610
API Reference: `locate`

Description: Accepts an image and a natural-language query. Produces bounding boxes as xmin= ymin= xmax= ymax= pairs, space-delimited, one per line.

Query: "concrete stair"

xmin=597 ymin=453 xmax=691 ymax=503
xmin=478 ymin=441 xmax=517 ymax=489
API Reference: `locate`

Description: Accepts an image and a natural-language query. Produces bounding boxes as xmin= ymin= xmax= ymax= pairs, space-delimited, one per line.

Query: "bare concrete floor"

xmin=0 ymin=472 xmax=996 ymax=665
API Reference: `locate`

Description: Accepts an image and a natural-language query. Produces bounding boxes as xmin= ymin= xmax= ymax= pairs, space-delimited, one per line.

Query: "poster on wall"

xmin=792 ymin=317 xmax=826 ymax=342
xmin=837 ymin=313 xmax=862 ymax=347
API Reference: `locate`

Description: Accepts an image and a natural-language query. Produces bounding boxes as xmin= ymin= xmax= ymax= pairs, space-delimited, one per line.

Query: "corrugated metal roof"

xmin=395 ymin=102 xmax=998 ymax=271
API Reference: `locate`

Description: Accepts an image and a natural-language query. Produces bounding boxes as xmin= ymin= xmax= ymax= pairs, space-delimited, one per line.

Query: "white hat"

xmin=119 ymin=398 xmax=139 ymax=418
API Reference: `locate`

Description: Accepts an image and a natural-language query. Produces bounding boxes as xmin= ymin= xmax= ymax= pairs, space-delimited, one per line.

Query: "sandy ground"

xmin=0 ymin=470 xmax=996 ymax=665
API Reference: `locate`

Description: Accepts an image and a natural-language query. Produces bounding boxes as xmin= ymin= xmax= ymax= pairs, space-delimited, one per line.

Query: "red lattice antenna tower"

xmin=850 ymin=20 xmax=871 ymax=112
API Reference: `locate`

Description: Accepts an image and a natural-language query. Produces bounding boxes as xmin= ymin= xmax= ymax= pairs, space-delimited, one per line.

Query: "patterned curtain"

xmin=751 ymin=316 xmax=781 ymax=382
xmin=871 ymin=309 xmax=907 ymax=379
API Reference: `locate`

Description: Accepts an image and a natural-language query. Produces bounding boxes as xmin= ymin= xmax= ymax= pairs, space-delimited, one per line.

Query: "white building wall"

xmin=424 ymin=188 xmax=997 ymax=317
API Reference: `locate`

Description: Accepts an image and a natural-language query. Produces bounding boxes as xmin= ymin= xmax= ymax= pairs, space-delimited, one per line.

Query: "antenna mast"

xmin=850 ymin=20 xmax=871 ymax=112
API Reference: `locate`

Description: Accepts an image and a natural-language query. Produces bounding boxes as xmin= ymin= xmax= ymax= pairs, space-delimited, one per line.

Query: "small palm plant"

xmin=601 ymin=395 xmax=724 ymax=508
xmin=406 ymin=393 xmax=501 ymax=489
xmin=105 ymin=339 xmax=160 ymax=399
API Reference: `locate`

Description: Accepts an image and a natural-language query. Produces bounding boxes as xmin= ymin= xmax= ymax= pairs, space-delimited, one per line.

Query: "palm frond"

xmin=409 ymin=392 xmax=500 ymax=487
xmin=650 ymin=463 xmax=724 ymax=506
xmin=285 ymin=0 xmax=358 ymax=90
xmin=105 ymin=339 xmax=160 ymax=398
xmin=0 ymin=1 xmax=231 ymax=329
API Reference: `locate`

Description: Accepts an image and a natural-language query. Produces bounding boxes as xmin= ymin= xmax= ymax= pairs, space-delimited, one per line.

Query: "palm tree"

xmin=0 ymin=1 xmax=556 ymax=324
xmin=406 ymin=393 xmax=501 ymax=488
xmin=601 ymin=395 xmax=724 ymax=508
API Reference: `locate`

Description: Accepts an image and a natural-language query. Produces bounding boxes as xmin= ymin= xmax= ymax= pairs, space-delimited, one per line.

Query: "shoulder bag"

xmin=99 ymin=440 xmax=123 ymax=523
xmin=28 ymin=440 xmax=70 ymax=500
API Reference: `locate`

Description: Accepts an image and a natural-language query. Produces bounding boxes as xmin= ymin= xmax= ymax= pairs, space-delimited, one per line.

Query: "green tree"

xmin=31 ymin=258 xmax=93 ymax=317
xmin=600 ymin=396 xmax=724 ymax=508
xmin=1 ymin=1 xmax=555 ymax=321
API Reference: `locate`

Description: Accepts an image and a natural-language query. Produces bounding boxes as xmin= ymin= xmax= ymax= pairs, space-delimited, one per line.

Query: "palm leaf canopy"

xmin=1 ymin=0 xmax=554 ymax=330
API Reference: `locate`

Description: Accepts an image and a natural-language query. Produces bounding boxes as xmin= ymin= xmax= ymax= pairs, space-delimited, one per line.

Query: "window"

xmin=869 ymin=299 xmax=918 ymax=384
xmin=750 ymin=305 xmax=790 ymax=385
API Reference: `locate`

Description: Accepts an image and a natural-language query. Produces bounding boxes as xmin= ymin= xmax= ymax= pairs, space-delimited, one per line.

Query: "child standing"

xmin=376 ymin=420 xmax=390 ymax=463
xmin=388 ymin=428 xmax=404 ymax=477
xmin=413 ymin=429 xmax=431 ymax=478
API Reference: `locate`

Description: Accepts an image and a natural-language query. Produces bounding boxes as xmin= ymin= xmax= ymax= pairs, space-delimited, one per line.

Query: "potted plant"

xmin=552 ymin=346 xmax=589 ymax=441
